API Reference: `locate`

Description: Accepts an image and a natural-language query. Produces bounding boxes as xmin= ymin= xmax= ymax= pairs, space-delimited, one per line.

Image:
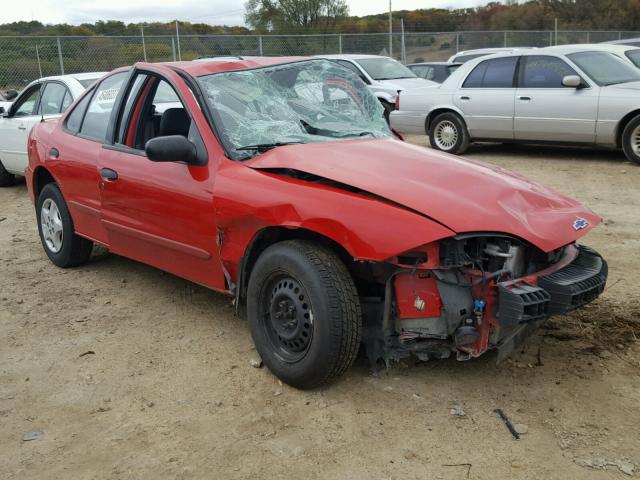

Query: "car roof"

xmin=315 ymin=54 xmax=392 ymax=61
xmin=453 ymin=47 xmax=534 ymax=56
xmin=408 ymin=62 xmax=461 ymax=66
xmin=538 ymin=44 xmax=639 ymax=55
xmin=605 ymin=37 xmax=640 ymax=45
xmin=542 ymin=43 xmax=639 ymax=54
xmin=33 ymin=72 xmax=106 ymax=83
xmin=162 ymin=56 xmax=312 ymax=76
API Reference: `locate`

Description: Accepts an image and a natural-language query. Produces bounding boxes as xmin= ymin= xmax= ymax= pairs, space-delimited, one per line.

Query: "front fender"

xmin=213 ymin=163 xmax=455 ymax=280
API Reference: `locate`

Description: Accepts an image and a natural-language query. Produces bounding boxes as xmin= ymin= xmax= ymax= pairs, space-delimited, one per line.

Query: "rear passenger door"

xmin=514 ymin=55 xmax=598 ymax=143
xmin=454 ymin=56 xmax=518 ymax=139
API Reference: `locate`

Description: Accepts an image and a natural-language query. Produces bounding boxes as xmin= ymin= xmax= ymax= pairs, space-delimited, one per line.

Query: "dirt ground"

xmin=1 ymin=137 xmax=639 ymax=479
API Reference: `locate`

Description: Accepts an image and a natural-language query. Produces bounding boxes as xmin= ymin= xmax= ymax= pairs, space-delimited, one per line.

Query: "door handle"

xmin=17 ymin=125 xmax=26 ymax=131
xmin=459 ymin=95 xmax=470 ymax=100
xmin=49 ymin=147 xmax=59 ymax=159
xmin=518 ymin=96 xmax=532 ymax=101
xmin=100 ymin=168 xmax=118 ymax=181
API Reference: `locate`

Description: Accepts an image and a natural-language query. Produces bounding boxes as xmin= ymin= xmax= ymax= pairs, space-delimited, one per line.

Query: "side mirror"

xmin=4 ymin=89 xmax=18 ymax=101
xmin=145 ymin=135 xmax=197 ymax=164
xmin=562 ymin=75 xmax=582 ymax=88
xmin=0 ymin=107 xmax=5 ymax=115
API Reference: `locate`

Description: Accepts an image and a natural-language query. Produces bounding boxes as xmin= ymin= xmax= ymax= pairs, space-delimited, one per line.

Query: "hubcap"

xmin=263 ymin=276 xmax=313 ymax=362
xmin=40 ymin=198 xmax=63 ymax=253
xmin=434 ymin=120 xmax=458 ymax=150
xmin=631 ymin=125 xmax=640 ymax=157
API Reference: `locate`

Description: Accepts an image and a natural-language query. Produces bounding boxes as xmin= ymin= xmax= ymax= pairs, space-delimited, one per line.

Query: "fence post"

xmin=619 ymin=31 xmax=622 ymax=40
xmin=171 ymin=38 xmax=177 ymax=61
xmin=586 ymin=31 xmax=590 ymax=44
xmin=56 ymin=36 xmax=65 ymax=75
xmin=258 ymin=35 xmax=263 ymax=55
xmin=401 ymin=19 xmax=406 ymax=64
xmin=456 ymin=33 xmax=460 ymax=53
xmin=141 ymin=25 xmax=147 ymax=61
xmin=338 ymin=34 xmax=342 ymax=54
xmin=549 ymin=31 xmax=553 ymax=46
xmin=504 ymin=31 xmax=507 ymax=47
xmin=175 ymin=21 xmax=182 ymax=61
xmin=35 ymin=45 xmax=43 ymax=78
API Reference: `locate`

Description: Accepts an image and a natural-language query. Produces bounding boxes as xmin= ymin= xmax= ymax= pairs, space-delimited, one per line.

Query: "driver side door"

xmin=0 ymin=83 xmax=42 ymax=174
xmin=99 ymin=70 xmax=226 ymax=292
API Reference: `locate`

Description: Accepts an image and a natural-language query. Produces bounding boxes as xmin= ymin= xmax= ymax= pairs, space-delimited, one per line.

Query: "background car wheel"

xmin=429 ymin=112 xmax=470 ymax=155
xmin=247 ymin=240 xmax=362 ymax=389
xmin=0 ymin=160 xmax=15 ymax=187
xmin=37 ymin=183 xmax=93 ymax=268
xmin=622 ymin=115 xmax=640 ymax=165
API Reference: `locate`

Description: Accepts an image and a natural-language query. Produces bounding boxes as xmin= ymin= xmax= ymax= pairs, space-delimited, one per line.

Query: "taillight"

xmin=395 ymin=93 xmax=400 ymax=110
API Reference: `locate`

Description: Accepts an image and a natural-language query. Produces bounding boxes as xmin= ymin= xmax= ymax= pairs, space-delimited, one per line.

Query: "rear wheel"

xmin=622 ymin=115 xmax=640 ymax=165
xmin=247 ymin=240 xmax=361 ymax=389
xmin=0 ymin=160 xmax=15 ymax=187
xmin=37 ymin=183 xmax=93 ymax=267
xmin=429 ymin=112 xmax=470 ymax=155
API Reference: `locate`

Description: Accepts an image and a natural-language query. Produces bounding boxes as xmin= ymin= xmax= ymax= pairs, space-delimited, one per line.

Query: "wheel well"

xmin=426 ymin=108 xmax=459 ymax=135
xmin=235 ymin=227 xmax=356 ymax=317
xmin=33 ymin=167 xmax=56 ymax=199
xmin=616 ymin=110 xmax=640 ymax=148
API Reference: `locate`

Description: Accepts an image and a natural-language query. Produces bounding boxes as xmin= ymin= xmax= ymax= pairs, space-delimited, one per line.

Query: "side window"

xmin=12 ymin=86 xmax=41 ymax=117
xmin=118 ymin=75 xmax=190 ymax=150
xmin=424 ymin=66 xmax=436 ymax=80
xmin=336 ymin=60 xmax=367 ymax=82
xmin=463 ymin=61 xmax=488 ymax=88
xmin=39 ymin=83 xmax=69 ymax=115
xmin=409 ymin=66 xmax=428 ymax=78
xmin=61 ymin=90 xmax=73 ymax=112
xmin=463 ymin=57 xmax=517 ymax=88
xmin=80 ymin=72 xmax=127 ymax=142
xmin=65 ymin=91 xmax=92 ymax=133
xmin=520 ymin=55 xmax=578 ymax=88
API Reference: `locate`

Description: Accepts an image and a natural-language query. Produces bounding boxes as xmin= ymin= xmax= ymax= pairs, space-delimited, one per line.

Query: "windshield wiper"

xmin=236 ymin=141 xmax=303 ymax=152
xmin=300 ymin=120 xmax=374 ymax=139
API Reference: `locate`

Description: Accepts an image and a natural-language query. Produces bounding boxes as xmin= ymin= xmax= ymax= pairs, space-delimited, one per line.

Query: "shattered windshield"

xmin=197 ymin=59 xmax=392 ymax=159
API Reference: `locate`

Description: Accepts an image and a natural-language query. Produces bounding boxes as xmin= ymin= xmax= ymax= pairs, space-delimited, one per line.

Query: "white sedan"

xmin=0 ymin=72 xmax=105 ymax=186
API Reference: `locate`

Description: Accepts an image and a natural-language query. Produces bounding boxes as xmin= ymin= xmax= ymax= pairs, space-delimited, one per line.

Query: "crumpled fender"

xmin=213 ymin=162 xmax=455 ymax=279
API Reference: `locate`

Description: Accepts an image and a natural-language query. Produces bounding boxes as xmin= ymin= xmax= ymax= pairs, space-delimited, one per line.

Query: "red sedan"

xmin=26 ymin=57 xmax=607 ymax=389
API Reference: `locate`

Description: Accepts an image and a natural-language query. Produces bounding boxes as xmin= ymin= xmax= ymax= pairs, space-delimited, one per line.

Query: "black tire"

xmin=36 ymin=183 xmax=93 ymax=268
xmin=247 ymin=240 xmax=362 ymax=389
xmin=621 ymin=115 xmax=640 ymax=165
xmin=428 ymin=112 xmax=470 ymax=155
xmin=0 ymin=160 xmax=15 ymax=187
xmin=381 ymin=100 xmax=393 ymax=123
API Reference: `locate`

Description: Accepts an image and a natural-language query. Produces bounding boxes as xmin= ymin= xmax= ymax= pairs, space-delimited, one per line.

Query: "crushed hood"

xmin=246 ymin=138 xmax=601 ymax=252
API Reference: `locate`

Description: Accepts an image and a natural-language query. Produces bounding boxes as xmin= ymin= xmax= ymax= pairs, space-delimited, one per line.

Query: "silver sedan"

xmin=390 ymin=46 xmax=640 ymax=164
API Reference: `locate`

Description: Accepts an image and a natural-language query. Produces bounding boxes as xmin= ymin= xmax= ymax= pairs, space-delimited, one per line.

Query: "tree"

xmin=245 ymin=0 xmax=349 ymax=33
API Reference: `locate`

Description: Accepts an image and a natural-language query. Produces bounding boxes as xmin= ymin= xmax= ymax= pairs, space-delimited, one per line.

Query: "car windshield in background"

xmin=356 ymin=58 xmax=417 ymax=80
xmin=567 ymin=51 xmax=640 ymax=86
xmin=447 ymin=64 xmax=461 ymax=74
xmin=625 ymin=49 xmax=640 ymax=68
xmin=197 ymin=60 xmax=392 ymax=160
xmin=75 ymin=77 xmax=102 ymax=88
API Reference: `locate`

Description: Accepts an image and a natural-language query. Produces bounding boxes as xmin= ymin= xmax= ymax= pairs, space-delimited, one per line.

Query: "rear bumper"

xmin=389 ymin=111 xmax=427 ymax=135
xmin=495 ymin=245 xmax=607 ymax=360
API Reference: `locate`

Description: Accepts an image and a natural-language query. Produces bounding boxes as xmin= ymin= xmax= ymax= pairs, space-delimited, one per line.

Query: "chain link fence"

xmin=2 ymin=30 xmax=640 ymax=88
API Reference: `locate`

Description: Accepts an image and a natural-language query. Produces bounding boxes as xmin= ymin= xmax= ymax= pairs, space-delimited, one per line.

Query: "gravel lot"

xmin=1 ymin=137 xmax=639 ymax=479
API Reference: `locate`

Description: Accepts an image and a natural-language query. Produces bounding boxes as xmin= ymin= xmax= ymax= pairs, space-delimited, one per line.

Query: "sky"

xmin=5 ymin=0 xmax=485 ymax=26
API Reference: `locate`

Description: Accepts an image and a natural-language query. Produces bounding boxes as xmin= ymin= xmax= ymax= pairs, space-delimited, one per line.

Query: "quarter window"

xmin=80 ymin=72 xmax=127 ymax=142
xmin=520 ymin=55 xmax=578 ymax=88
xmin=65 ymin=91 xmax=92 ymax=133
xmin=463 ymin=57 xmax=518 ymax=88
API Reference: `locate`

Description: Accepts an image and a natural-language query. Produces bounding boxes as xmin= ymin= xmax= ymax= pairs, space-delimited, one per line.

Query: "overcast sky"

xmin=7 ymin=0 xmax=485 ymax=26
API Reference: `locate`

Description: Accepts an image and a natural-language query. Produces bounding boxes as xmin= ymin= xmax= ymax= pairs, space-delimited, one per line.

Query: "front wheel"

xmin=247 ymin=240 xmax=362 ymax=389
xmin=0 ymin=160 xmax=15 ymax=187
xmin=429 ymin=112 xmax=470 ymax=155
xmin=37 ymin=183 xmax=93 ymax=267
xmin=622 ymin=115 xmax=640 ymax=165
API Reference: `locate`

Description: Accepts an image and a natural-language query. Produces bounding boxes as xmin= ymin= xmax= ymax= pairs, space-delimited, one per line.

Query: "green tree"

xmin=245 ymin=0 xmax=349 ymax=33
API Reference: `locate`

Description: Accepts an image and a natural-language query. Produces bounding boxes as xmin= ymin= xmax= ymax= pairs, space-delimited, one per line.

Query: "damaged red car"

xmin=26 ymin=57 xmax=607 ymax=389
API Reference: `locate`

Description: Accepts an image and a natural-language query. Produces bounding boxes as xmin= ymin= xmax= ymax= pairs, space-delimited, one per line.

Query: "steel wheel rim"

xmin=632 ymin=125 xmax=640 ymax=157
xmin=261 ymin=275 xmax=314 ymax=363
xmin=40 ymin=198 xmax=63 ymax=253
xmin=434 ymin=120 xmax=458 ymax=150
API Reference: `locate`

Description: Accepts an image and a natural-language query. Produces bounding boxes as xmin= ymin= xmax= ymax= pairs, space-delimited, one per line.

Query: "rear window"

xmin=625 ymin=49 xmax=640 ymax=68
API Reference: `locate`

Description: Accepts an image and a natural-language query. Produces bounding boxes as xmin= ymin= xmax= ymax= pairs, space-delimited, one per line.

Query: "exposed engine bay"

xmin=360 ymin=235 xmax=608 ymax=367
